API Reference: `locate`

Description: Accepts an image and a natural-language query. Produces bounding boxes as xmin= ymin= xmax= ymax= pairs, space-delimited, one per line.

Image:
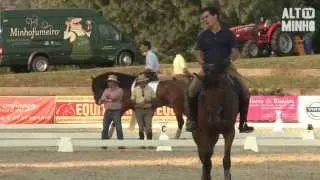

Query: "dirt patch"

xmin=0 ymin=147 xmax=319 ymax=180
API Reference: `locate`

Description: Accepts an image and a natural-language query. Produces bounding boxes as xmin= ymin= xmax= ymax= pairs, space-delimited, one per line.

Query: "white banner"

xmin=298 ymin=96 xmax=320 ymax=125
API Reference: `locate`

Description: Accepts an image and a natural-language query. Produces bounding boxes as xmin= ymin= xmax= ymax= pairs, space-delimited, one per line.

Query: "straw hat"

xmin=136 ymin=74 xmax=148 ymax=83
xmin=71 ymin=18 xmax=82 ymax=24
xmin=106 ymin=74 xmax=119 ymax=83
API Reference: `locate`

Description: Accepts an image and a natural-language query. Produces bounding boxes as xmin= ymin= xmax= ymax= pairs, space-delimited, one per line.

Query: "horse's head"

xmin=198 ymin=61 xmax=232 ymax=124
xmin=91 ymin=72 xmax=137 ymax=104
xmin=91 ymin=75 xmax=107 ymax=104
xmin=202 ymin=61 xmax=231 ymax=89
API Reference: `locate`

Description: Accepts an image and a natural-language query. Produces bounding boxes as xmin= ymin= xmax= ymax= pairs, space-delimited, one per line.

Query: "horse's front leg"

xmin=173 ymin=113 xmax=184 ymax=139
xmin=172 ymin=102 xmax=185 ymax=139
xmin=222 ymin=128 xmax=235 ymax=180
xmin=199 ymin=146 xmax=212 ymax=180
xmin=194 ymin=133 xmax=219 ymax=180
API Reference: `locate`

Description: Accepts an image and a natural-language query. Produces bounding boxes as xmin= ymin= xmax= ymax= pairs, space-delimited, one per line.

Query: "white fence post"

xmin=156 ymin=121 xmax=172 ymax=151
xmin=244 ymin=136 xmax=259 ymax=152
xmin=273 ymin=110 xmax=284 ymax=132
xmin=57 ymin=137 xmax=73 ymax=152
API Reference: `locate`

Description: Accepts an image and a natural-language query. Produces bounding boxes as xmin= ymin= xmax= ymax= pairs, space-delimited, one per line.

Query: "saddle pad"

xmin=147 ymin=81 xmax=159 ymax=93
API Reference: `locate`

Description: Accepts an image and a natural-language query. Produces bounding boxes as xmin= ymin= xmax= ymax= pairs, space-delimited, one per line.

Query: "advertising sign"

xmin=55 ymin=96 xmax=177 ymax=124
xmin=247 ymin=96 xmax=298 ymax=122
xmin=0 ymin=96 xmax=55 ymax=124
xmin=298 ymin=96 xmax=320 ymax=124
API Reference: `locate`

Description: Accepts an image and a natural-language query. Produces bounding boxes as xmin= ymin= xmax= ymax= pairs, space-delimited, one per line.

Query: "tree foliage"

xmin=100 ymin=0 xmax=200 ymax=62
xmin=5 ymin=0 xmax=320 ymax=60
xmin=201 ymin=0 xmax=306 ymax=26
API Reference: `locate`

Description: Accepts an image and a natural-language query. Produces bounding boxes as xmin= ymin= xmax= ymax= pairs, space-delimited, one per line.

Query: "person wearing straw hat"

xmin=131 ymin=74 xmax=156 ymax=140
xmin=99 ymin=74 xmax=124 ymax=140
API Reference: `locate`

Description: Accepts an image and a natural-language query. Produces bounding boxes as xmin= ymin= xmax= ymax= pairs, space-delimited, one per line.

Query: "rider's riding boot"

xmin=236 ymin=77 xmax=254 ymax=133
xmin=238 ymin=97 xmax=254 ymax=133
xmin=139 ymin=132 xmax=144 ymax=140
xmin=239 ymin=122 xmax=254 ymax=133
xmin=186 ymin=96 xmax=198 ymax=132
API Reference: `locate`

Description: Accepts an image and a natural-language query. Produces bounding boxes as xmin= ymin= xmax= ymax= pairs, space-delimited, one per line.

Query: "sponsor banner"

xmin=56 ymin=96 xmax=299 ymax=124
xmin=55 ymin=96 xmax=176 ymax=124
xmin=298 ymin=96 xmax=320 ymax=124
xmin=55 ymin=96 xmax=103 ymax=123
xmin=247 ymin=96 xmax=298 ymax=122
xmin=0 ymin=96 xmax=55 ymax=124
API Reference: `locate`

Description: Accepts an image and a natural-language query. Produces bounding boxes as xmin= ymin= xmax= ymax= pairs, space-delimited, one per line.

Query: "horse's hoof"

xmin=224 ymin=171 xmax=231 ymax=180
xmin=175 ymin=129 xmax=182 ymax=139
xmin=101 ymin=146 xmax=108 ymax=150
xmin=201 ymin=175 xmax=211 ymax=180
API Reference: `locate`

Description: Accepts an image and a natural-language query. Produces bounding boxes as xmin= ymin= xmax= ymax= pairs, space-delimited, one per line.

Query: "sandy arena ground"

xmin=0 ymin=147 xmax=319 ymax=180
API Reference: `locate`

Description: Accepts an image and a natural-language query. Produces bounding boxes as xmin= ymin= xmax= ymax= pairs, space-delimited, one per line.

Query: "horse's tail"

xmin=128 ymin=111 xmax=136 ymax=131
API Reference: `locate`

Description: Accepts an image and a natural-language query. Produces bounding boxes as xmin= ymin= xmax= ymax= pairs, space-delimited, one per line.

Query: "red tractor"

xmin=230 ymin=19 xmax=295 ymax=58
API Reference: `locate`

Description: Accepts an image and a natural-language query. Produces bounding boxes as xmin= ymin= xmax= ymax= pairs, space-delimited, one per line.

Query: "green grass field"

xmin=0 ymin=55 xmax=319 ymax=95
xmin=234 ymin=55 xmax=320 ymax=69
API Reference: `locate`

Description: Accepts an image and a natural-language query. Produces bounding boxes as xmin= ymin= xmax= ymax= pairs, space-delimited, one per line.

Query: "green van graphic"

xmin=64 ymin=17 xmax=93 ymax=60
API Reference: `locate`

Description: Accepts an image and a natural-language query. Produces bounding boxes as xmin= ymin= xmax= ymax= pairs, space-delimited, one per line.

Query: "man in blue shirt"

xmin=141 ymin=41 xmax=160 ymax=81
xmin=186 ymin=7 xmax=254 ymax=133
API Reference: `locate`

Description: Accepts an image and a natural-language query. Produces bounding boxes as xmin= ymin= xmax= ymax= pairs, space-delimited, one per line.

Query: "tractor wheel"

xmin=271 ymin=29 xmax=294 ymax=56
xmin=242 ymin=40 xmax=259 ymax=58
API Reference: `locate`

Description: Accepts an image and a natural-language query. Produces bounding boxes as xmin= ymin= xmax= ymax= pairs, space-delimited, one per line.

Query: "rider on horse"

xmin=186 ymin=7 xmax=254 ymax=133
xmin=172 ymin=53 xmax=191 ymax=84
xmin=141 ymin=40 xmax=160 ymax=82
xmin=172 ymin=53 xmax=192 ymax=123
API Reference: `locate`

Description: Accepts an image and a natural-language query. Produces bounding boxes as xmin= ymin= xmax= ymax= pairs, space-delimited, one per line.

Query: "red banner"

xmin=247 ymin=96 xmax=298 ymax=122
xmin=0 ymin=96 xmax=55 ymax=124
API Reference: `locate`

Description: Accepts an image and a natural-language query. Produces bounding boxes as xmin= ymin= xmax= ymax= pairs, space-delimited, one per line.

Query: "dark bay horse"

xmin=91 ymin=72 xmax=188 ymax=138
xmin=192 ymin=63 xmax=239 ymax=180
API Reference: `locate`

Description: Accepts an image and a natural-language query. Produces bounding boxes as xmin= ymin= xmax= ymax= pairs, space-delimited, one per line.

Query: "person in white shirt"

xmin=172 ymin=54 xmax=191 ymax=125
xmin=141 ymin=41 xmax=160 ymax=81
xmin=173 ymin=54 xmax=191 ymax=84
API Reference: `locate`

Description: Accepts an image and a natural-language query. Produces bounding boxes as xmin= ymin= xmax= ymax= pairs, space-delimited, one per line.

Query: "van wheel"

xmin=117 ymin=52 xmax=133 ymax=66
xmin=31 ymin=56 xmax=49 ymax=72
